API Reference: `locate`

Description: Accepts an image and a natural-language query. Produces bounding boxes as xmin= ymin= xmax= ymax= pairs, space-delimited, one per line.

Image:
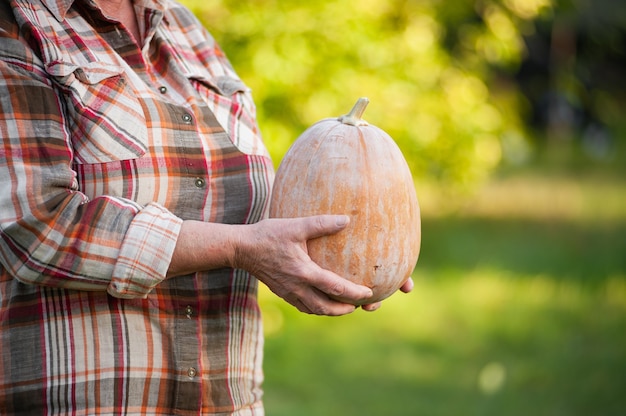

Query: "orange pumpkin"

xmin=269 ymin=98 xmax=421 ymax=304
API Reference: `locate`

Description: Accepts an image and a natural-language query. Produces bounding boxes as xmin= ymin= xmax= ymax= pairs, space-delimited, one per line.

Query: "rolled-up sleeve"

xmin=109 ymin=202 xmax=182 ymax=298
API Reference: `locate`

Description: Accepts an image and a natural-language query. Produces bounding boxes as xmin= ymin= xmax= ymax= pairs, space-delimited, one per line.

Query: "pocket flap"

xmin=189 ymin=74 xmax=249 ymax=96
xmin=46 ymin=60 xmax=125 ymax=84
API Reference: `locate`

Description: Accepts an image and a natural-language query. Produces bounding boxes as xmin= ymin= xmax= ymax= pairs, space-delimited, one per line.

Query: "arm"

xmin=168 ymin=216 xmax=373 ymax=315
xmin=168 ymin=216 xmax=412 ymax=315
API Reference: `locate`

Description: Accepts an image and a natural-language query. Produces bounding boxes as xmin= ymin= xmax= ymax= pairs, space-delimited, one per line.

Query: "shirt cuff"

xmin=107 ymin=202 xmax=183 ymax=299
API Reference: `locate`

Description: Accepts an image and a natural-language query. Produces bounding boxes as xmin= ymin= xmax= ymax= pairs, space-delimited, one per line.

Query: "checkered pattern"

xmin=0 ymin=0 xmax=273 ymax=414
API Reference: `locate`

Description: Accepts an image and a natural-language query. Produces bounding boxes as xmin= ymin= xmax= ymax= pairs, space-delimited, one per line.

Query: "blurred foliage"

xmin=514 ymin=0 xmax=626 ymax=160
xmin=180 ymin=0 xmax=556 ymax=187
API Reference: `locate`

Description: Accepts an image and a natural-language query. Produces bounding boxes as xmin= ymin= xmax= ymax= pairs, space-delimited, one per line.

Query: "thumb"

xmin=301 ymin=215 xmax=350 ymax=240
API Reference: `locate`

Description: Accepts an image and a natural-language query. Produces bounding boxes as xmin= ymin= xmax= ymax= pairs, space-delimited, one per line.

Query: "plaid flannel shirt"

xmin=0 ymin=0 xmax=273 ymax=414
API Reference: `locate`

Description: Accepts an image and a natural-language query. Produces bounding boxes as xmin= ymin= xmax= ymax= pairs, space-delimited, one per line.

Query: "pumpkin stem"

xmin=338 ymin=97 xmax=370 ymax=126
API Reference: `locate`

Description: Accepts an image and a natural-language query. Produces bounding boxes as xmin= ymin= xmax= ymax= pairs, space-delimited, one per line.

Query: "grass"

xmin=258 ymin=163 xmax=626 ymax=416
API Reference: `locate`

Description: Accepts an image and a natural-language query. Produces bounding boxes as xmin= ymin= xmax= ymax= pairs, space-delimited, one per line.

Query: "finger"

xmin=271 ymin=268 xmax=361 ymax=316
xmin=361 ymin=302 xmax=381 ymax=312
xmin=290 ymin=288 xmax=358 ymax=316
xmin=311 ymin=268 xmax=373 ymax=304
xmin=299 ymin=215 xmax=350 ymax=240
xmin=305 ymin=298 xmax=357 ymax=316
xmin=290 ymin=297 xmax=314 ymax=315
xmin=400 ymin=277 xmax=414 ymax=293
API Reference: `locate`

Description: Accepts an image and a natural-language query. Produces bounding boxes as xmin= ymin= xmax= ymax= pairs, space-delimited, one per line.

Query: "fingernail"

xmin=335 ymin=215 xmax=349 ymax=227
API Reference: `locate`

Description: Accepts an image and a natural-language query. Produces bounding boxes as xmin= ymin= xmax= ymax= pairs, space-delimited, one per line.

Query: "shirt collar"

xmin=40 ymin=0 xmax=75 ymax=21
xmin=40 ymin=0 xmax=168 ymax=22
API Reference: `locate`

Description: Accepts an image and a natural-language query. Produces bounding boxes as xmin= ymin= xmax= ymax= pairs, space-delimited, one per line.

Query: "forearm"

xmin=166 ymin=220 xmax=243 ymax=278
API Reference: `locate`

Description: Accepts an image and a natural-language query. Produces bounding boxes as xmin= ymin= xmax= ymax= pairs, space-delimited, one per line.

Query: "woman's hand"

xmin=233 ymin=215 xmax=373 ymax=316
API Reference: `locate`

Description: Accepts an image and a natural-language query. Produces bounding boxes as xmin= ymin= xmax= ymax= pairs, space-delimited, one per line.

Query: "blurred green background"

xmin=181 ymin=0 xmax=626 ymax=414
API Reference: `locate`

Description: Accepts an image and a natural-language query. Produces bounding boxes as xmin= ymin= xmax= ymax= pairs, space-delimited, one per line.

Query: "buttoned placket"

xmin=177 ymin=110 xmax=210 ymax=194
xmin=183 ymin=305 xmax=198 ymax=381
xmin=170 ymin=278 xmax=203 ymax=410
xmin=143 ymin=102 xmax=207 ymax=410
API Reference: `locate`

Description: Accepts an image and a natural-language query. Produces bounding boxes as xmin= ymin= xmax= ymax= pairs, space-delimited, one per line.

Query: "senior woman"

xmin=0 ymin=0 xmax=412 ymax=414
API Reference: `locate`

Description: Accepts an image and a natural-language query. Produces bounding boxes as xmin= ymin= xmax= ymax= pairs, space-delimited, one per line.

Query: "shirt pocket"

xmin=46 ymin=60 xmax=148 ymax=164
xmin=189 ymin=74 xmax=270 ymax=158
